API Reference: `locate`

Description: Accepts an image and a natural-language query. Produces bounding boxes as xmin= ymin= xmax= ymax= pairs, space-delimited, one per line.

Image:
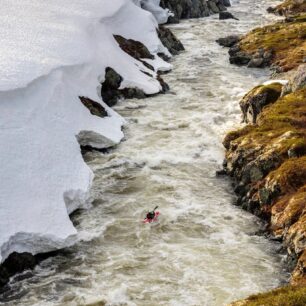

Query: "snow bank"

xmin=0 ymin=0 xmax=170 ymax=261
xmin=135 ymin=0 xmax=172 ymax=24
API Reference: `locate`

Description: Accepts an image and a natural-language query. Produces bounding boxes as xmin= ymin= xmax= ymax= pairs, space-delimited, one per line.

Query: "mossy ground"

xmin=239 ymin=14 xmax=306 ymax=72
xmin=230 ymin=286 xmax=306 ymax=306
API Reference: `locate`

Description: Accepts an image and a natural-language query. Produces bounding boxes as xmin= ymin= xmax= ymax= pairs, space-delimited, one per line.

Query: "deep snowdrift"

xmin=0 ymin=0 xmax=170 ymax=262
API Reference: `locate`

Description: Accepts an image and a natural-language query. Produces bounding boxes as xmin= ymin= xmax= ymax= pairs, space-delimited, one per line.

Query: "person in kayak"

xmin=146 ymin=206 xmax=158 ymax=220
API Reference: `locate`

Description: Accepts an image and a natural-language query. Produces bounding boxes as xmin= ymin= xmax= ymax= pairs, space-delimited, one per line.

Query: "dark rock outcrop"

xmin=157 ymin=25 xmax=185 ymax=56
xmin=101 ymin=67 xmax=147 ymax=107
xmin=114 ymin=35 xmax=154 ymax=60
xmin=0 ymin=252 xmax=37 ymax=288
xmin=101 ymin=67 xmax=123 ymax=107
xmin=160 ymin=0 xmax=230 ymax=23
xmin=79 ymin=97 xmax=108 ymax=118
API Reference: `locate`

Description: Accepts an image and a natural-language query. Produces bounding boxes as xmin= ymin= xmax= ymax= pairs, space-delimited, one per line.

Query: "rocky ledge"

xmin=221 ymin=1 xmax=306 ymax=304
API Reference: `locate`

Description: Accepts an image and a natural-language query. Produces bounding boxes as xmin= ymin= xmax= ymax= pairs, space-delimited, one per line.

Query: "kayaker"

xmin=146 ymin=206 xmax=158 ymax=220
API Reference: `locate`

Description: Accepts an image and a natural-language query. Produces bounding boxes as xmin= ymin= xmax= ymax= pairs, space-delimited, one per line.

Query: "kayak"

xmin=143 ymin=211 xmax=160 ymax=223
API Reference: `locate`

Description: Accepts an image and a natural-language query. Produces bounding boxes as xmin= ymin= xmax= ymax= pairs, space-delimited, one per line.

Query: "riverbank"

xmin=220 ymin=0 xmax=306 ymax=304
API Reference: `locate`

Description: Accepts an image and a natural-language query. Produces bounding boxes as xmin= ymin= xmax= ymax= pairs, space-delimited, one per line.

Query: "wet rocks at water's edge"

xmin=0 ymin=253 xmax=36 ymax=288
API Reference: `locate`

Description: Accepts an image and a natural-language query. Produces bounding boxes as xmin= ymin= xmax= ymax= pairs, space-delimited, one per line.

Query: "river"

xmin=0 ymin=1 xmax=288 ymax=305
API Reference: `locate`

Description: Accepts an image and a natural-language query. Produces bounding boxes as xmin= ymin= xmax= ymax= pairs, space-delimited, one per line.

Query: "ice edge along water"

xmin=0 ymin=0 xmax=171 ymax=262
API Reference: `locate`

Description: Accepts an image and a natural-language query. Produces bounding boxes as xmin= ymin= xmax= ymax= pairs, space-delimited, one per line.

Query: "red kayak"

xmin=143 ymin=211 xmax=160 ymax=223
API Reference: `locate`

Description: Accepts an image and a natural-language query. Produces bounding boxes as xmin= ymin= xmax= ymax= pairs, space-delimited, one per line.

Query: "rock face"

xmin=223 ymin=65 xmax=306 ymax=285
xmin=160 ymin=0 xmax=230 ymax=23
xmin=101 ymin=67 xmax=124 ymax=107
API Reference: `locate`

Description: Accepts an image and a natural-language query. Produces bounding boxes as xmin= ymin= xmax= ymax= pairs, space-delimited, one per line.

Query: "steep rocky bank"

xmin=220 ymin=0 xmax=306 ymax=304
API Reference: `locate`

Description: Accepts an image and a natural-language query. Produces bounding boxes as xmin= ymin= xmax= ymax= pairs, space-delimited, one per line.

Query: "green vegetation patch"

xmin=232 ymin=286 xmax=306 ymax=306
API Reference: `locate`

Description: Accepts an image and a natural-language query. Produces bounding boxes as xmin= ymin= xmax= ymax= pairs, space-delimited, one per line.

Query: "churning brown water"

xmin=0 ymin=1 xmax=288 ymax=305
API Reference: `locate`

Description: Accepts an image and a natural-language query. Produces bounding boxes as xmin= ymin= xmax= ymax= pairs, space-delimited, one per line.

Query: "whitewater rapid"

xmin=0 ymin=1 xmax=288 ymax=305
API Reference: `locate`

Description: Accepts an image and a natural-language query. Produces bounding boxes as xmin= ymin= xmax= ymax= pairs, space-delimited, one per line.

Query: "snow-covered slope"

xmin=0 ymin=0 xmax=170 ymax=262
